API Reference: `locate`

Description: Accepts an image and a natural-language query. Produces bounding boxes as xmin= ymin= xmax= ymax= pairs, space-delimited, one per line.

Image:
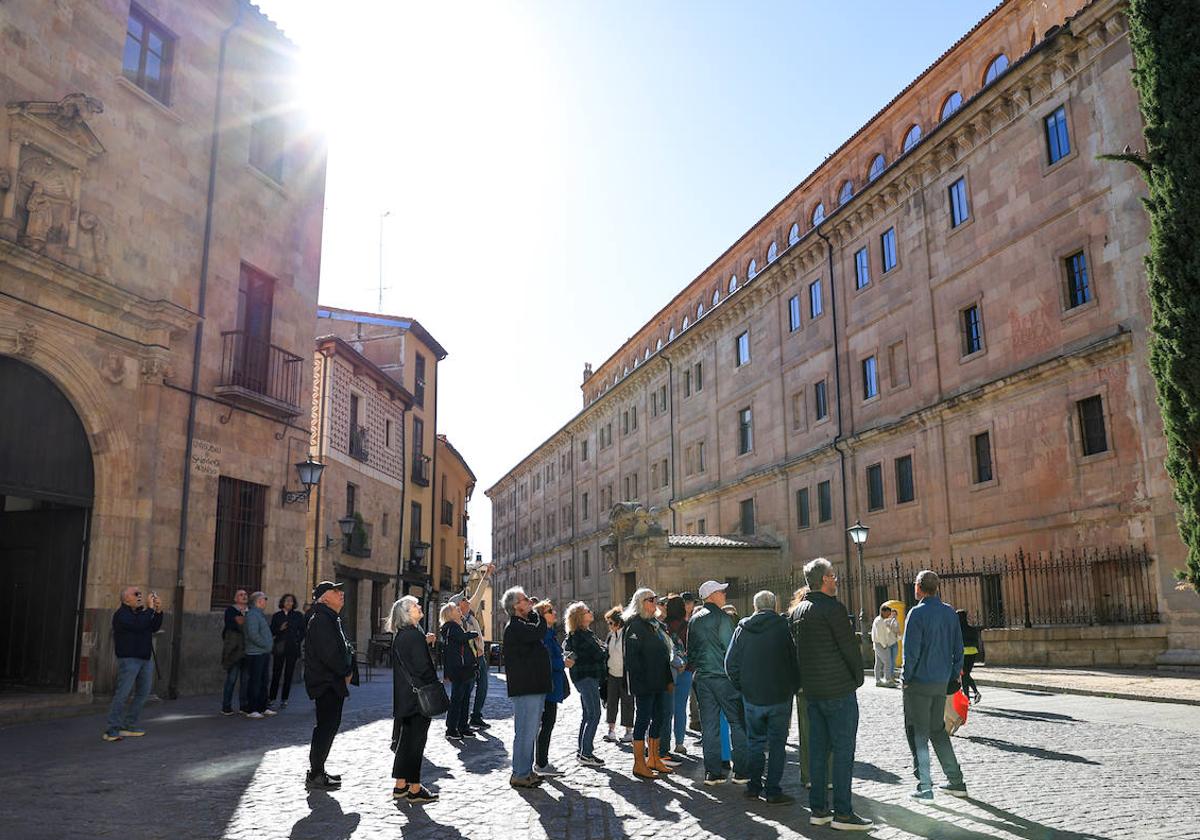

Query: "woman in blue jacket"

xmin=534 ymin=600 xmax=570 ymax=775
xmin=439 ymin=603 xmax=479 ymax=740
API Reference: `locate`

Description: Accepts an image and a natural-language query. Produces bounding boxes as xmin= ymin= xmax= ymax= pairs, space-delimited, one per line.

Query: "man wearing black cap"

xmin=303 ymin=581 xmax=354 ymax=790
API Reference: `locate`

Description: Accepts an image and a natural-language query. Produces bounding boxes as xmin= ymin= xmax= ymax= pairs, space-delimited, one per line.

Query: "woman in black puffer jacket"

xmin=622 ymin=587 xmax=674 ymax=779
xmin=563 ymin=601 xmax=608 ymax=767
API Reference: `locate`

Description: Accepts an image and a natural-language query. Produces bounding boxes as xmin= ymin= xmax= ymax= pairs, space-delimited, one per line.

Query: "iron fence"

xmin=726 ymin=545 xmax=1159 ymax=629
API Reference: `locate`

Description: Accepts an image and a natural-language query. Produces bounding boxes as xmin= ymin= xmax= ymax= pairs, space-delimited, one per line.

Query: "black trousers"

xmin=392 ymin=713 xmax=432 ymax=783
xmin=310 ymin=690 xmax=344 ymax=775
xmin=961 ymin=654 xmax=979 ymax=697
xmin=270 ymin=653 xmax=298 ymax=702
xmin=535 ymin=700 xmax=558 ymax=767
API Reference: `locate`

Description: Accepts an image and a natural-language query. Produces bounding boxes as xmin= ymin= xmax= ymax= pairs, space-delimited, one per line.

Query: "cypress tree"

xmin=1105 ymin=0 xmax=1200 ymax=591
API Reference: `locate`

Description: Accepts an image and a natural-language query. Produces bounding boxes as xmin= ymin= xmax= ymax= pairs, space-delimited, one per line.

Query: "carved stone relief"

xmin=14 ymin=322 xmax=38 ymax=357
xmin=77 ymin=211 xmax=110 ymax=278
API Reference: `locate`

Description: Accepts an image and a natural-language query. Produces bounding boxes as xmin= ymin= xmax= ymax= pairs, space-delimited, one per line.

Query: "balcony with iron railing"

xmin=349 ymin=425 xmax=369 ymax=462
xmin=412 ymin=455 xmax=430 ymax=486
xmin=216 ymin=331 xmax=305 ymax=417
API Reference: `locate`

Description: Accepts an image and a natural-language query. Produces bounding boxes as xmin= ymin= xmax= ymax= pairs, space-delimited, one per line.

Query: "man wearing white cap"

xmin=687 ymin=580 xmax=749 ymax=786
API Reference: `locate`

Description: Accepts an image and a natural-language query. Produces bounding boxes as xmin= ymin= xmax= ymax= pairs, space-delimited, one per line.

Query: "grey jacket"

xmin=244 ymin=606 xmax=273 ymax=656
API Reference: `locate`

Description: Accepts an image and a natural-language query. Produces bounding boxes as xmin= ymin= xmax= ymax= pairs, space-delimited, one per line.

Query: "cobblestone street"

xmin=5 ymin=672 xmax=1199 ymax=840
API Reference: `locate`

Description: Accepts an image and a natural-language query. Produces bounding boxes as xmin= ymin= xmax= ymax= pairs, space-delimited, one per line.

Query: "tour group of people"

xmin=101 ymin=557 xmax=971 ymax=829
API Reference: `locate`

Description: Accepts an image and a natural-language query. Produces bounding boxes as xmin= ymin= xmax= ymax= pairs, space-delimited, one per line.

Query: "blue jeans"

xmin=448 ymin=677 xmax=473 ymax=733
xmin=576 ymin=677 xmax=601 ymax=757
xmin=807 ymin=692 xmax=860 ymax=815
xmin=874 ymin=643 xmax=898 ymax=683
xmin=743 ymin=700 xmax=792 ymax=796
xmin=695 ymin=674 xmax=747 ymax=776
xmin=511 ymin=693 xmax=545 ymax=777
xmin=903 ymin=681 xmax=964 ymax=792
xmin=106 ymin=656 xmax=153 ymax=732
xmin=632 ymin=691 xmax=668 ymax=740
xmin=471 ymin=655 xmax=489 ymax=720
xmin=245 ymin=653 xmax=270 ymax=713
xmin=672 ymin=669 xmax=694 ymax=747
xmin=720 ymin=711 xmax=731 ymax=761
xmin=222 ymin=658 xmax=248 ymax=712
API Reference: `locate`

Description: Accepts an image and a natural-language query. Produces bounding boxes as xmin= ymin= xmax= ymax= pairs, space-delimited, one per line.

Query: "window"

xmin=839 ymin=180 xmax=854 ymax=206
xmin=881 ymin=227 xmax=897 ymax=273
xmin=1065 ymin=251 xmax=1092 ymax=308
xmin=581 ymin=439 xmax=589 ymax=461
xmin=234 ymin=264 xmax=275 ymax=391
xmin=632 ymin=472 xmax=639 ymax=497
xmin=583 ymin=549 xmax=590 ymax=577
xmin=854 ymin=247 xmax=871 ymax=289
xmin=659 ymin=384 xmax=668 ymax=414
xmin=809 ymin=279 xmax=823 ymax=318
xmin=728 ymin=275 xmax=738 ymax=294
xmin=789 ymin=223 xmax=801 ymax=245
xmin=712 ymin=289 xmax=721 ymax=307
xmin=814 ymin=380 xmax=828 ymax=421
xmin=949 ymin=178 xmax=970 ymax=228
xmin=739 ymin=498 xmax=756 ymax=535
xmin=869 ymin=154 xmax=886 ymax=182
xmin=385 ymin=419 xmax=393 ymax=448
xmin=973 ymin=432 xmax=994 ymax=484
xmin=983 ymin=53 xmax=1009 ymax=85
xmin=817 ymin=480 xmax=832 ymax=523
xmin=650 ymin=462 xmax=658 ymax=489
xmin=812 ymin=204 xmax=826 ymax=227
xmin=694 ymin=362 xmax=703 ymax=392
xmin=895 ymin=455 xmax=915 ymax=503
xmin=940 ymin=91 xmax=963 ymax=121
xmin=684 ymin=368 xmax=691 ymax=397
xmin=1045 ymin=105 xmax=1071 ymax=165
xmin=735 ymin=331 xmax=750 ymax=367
xmin=249 ymin=94 xmax=285 ymax=182
xmin=696 ymin=518 xmax=707 ymax=535
xmin=122 ymin=5 xmax=174 ymax=104
xmin=902 ymin=124 xmax=922 ymax=153
xmin=211 ymin=477 xmax=266 ymax=607
xmin=660 ymin=458 xmax=670 ymax=488
xmin=382 ymin=512 xmax=389 ymax=537
xmin=862 ymin=356 xmax=879 ymax=400
xmin=697 ymin=441 xmax=706 ymax=472
xmin=962 ymin=304 xmax=983 ymax=355
xmin=685 ymin=445 xmax=694 ymax=475
xmin=737 ymin=407 xmax=753 ymax=455
xmin=866 ymin=463 xmax=884 ymax=511
xmin=748 ymin=259 xmax=758 ymax=279
xmin=796 ymin=487 xmax=810 ymax=529
xmin=767 ymin=241 xmax=778 ymax=262
xmin=582 ymin=492 xmax=590 ymax=520
xmin=889 ymin=339 xmax=910 ymax=389
xmin=788 ymin=295 xmax=802 ymax=332
xmin=1078 ymin=396 xmax=1109 ymax=455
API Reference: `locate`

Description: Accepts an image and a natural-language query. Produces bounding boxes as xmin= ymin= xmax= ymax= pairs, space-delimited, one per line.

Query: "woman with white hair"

xmin=622 ymin=587 xmax=674 ymax=779
xmin=388 ymin=596 xmax=440 ymax=803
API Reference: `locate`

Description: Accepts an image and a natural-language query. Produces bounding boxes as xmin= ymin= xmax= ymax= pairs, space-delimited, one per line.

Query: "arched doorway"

xmin=0 ymin=355 xmax=93 ymax=691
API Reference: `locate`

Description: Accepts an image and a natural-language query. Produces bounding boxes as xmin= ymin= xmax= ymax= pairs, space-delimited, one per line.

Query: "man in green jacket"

xmin=688 ymin=580 xmax=748 ymax=786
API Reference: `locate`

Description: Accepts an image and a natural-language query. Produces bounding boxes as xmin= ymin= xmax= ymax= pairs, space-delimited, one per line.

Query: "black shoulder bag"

xmin=395 ymin=639 xmax=450 ymax=718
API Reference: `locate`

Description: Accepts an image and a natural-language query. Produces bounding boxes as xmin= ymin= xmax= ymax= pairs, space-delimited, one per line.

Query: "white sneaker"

xmin=620 ymin=732 xmax=633 ymax=743
xmin=263 ymin=709 xmax=278 ymax=717
xmin=247 ymin=712 xmax=264 ymax=719
xmin=602 ymin=731 xmax=618 ymax=742
xmin=533 ymin=763 xmax=562 ymax=776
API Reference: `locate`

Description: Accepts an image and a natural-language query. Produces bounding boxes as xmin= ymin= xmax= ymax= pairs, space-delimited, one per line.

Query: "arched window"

xmin=623 ymin=366 xmax=629 ymax=376
xmin=668 ymin=327 xmax=676 ymax=341
xmin=728 ymin=275 xmax=738 ymax=294
xmin=940 ymin=91 xmax=963 ymax=122
xmin=767 ymin=241 xmax=778 ymax=262
xmin=696 ymin=302 xmax=704 ymax=319
xmin=838 ymin=180 xmax=854 ymax=206
xmin=868 ymin=154 xmax=886 ymax=182
xmin=983 ymin=53 xmax=1009 ymax=85
xmin=788 ymin=222 xmax=800 ymax=245
xmin=712 ymin=289 xmax=721 ymax=306
xmin=682 ymin=315 xmax=690 ymax=330
xmin=811 ymin=203 xmax=825 ymax=227
xmin=613 ymin=374 xmax=618 ymax=384
xmin=748 ymin=259 xmax=758 ymax=279
xmin=656 ymin=338 xmax=663 ymax=351
xmin=902 ymin=123 xmax=922 ymax=153
xmin=633 ymin=357 xmax=638 ymax=368
xmin=645 ymin=348 xmax=650 ymax=360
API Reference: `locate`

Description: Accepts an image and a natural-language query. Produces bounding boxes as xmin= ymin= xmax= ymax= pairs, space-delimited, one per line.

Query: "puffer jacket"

xmin=687 ymin=602 xmax=735 ymax=678
xmin=503 ymin=612 xmax=551 ymax=697
xmin=788 ymin=591 xmax=864 ymax=700
xmin=439 ymin=620 xmax=478 ymax=683
xmin=623 ymin=615 xmax=673 ymax=695
xmin=725 ymin=610 xmax=801 ymax=705
xmin=564 ymin=628 xmax=607 ymax=685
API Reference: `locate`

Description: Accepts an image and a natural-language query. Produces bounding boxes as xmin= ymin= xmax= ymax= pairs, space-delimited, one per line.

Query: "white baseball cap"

xmin=698 ymin=580 xmax=729 ymax=600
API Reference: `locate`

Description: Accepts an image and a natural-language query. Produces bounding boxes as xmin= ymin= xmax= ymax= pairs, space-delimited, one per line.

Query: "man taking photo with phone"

xmin=103 ymin=586 xmax=163 ymax=742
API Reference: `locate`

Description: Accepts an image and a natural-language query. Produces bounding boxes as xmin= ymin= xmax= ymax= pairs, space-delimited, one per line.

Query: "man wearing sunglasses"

xmin=103 ymin=586 xmax=163 ymax=742
xmin=688 ymin=580 xmax=749 ymax=786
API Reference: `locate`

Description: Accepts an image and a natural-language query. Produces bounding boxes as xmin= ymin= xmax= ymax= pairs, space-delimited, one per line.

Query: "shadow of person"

xmin=927 ymin=799 xmax=1113 ymax=840
xmin=391 ymin=801 xmax=470 ymax=840
xmin=973 ymin=707 xmax=1080 ymax=724
xmin=289 ymin=791 xmax=360 ymax=840
xmin=534 ymin=777 xmax=628 ymax=838
xmin=851 ymin=795 xmax=1000 ymax=840
xmin=853 ymin=760 xmax=903 ymax=784
xmin=962 ymin=735 xmax=1099 ymax=765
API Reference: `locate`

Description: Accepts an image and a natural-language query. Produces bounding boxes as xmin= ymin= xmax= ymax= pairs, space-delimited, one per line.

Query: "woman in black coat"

xmin=439 ymin=603 xmax=480 ymax=740
xmin=389 ymin=596 xmax=440 ymax=804
xmin=622 ymin=587 xmax=674 ymax=779
xmin=268 ymin=594 xmax=305 ymax=708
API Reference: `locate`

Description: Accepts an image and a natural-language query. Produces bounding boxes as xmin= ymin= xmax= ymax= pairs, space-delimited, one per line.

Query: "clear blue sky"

xmin=257 ymin=0 xmax=1003 ymax=560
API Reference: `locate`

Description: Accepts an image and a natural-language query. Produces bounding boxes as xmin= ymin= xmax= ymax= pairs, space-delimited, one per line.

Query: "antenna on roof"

xmin=377 ymin=209 xmax=392 ymax=312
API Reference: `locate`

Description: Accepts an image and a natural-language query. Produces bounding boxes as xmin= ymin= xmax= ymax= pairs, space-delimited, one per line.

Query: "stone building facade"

xmin=488 ymin=0 xmax=1199 ymax=663
xmin=0 ymin=0 xmax=327 ymax=698
xmin=308 ymin=336 xmax=412 ymax=646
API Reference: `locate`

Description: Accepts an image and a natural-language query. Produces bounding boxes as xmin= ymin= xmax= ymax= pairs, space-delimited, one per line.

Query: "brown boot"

xmin=632 ymin=739 xmax=657 ymax=779
xmin=647 ymin=737 xmax=673 ymax=774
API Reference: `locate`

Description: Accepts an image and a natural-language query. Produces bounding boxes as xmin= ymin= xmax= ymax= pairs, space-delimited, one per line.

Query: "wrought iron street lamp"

xmin=847 ymin=519 xmax=870 ymax=635
xmin=282 ymin=455 xmax=325 ymax=505
xmin=337 ymin=515 xmax=356 ymax=539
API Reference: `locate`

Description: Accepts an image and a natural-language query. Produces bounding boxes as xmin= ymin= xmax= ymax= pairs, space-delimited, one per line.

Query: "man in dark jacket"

xmin=303 ymin=581 xmax=354 ymax=791
xmin=103 ymin=586 xmax=163 ymax=742
xmin=789 ymin=558 xmax=872 ymax=832
xmin=725 ymin=590 xmax=800 ymax=804
xmin=688 ymin=579 xmax=749 ymax=786
xmin=220 ymin=588 xmax=249 ymax=715
xmin=501 ymin=586 xmax=549 ymax=788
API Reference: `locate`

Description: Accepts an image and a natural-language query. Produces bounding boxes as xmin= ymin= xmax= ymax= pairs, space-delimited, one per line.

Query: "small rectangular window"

xmin=973 ymin=432 xmax=994 ymax=484
xmin=697 ymin=518 xmax=707 ymax=535
xmin=684 ymin=445 xmax=694 ymax=476
xmin=739 ymin=498 xmax=756 ymax=535
xmin=735 ymin=331 xmax=751 ymax=367
xmin=1045 ymin=105 xmax=1071 ymax=165
xmin=788 ymin=295 xmax=802 ymax=332
xmin=796 ymin=487 xmax=810 ymax=529
xmin=122 ymin=5 xmax=175 ymax=105
xmin=583 ymin=549 xmax=590 ymax=577
xmin=631 ymin=405 xmax=637 ymax=430
xmin=854 ymin=247 xmax=871 ymax=289
xmin=862 ymin=356 xmax=879 ymax=400
xmin=581 ymin=439 xmax=589 ymax=461
xmin=738 ymin=407 xmax=753 ymax=454
xmin=881 ymin=227 xmax=897 ymax=273
xmin=659 ymin=385 xmax=668 ymax=413
xmin=866 ymin=463 xmax=884 ymax=511
xmin=694 ymin=362 xmax=703 ymax=392
xmin=582 ymin=491 xmax=590 ymax=520
xmin=1078 ymin=395 xmax=1109 ymax=455
xmin=895 ymin=455 xmax=915 ymax=503
xmin=684 ymin=369 xmax=692 ymax=397
xmin=623 ymin=410 xmax=629 ymax=435
xmin=949 ymin=178 xmax=970 ymax=228
xmin=814 ymin=380 xmax=828 ymax=421
xmin=962 ymin=304 xmax=983 ymax=356
xmin=817 ymin=480 xmax=832 ymax=523
xmin=1065 ymin=251 xmax=1092 ymax=309
xmin=697 ymin=441 xmax=706 ymax=472
xmin=809 ymin=279 xmax=823 ymax=318
xmin=249 ymin=95 xmax=286 ymax=183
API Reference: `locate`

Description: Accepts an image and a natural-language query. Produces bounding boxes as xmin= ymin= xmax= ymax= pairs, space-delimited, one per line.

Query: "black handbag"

xmin=395 ymin=645 xmax=450 ymax=718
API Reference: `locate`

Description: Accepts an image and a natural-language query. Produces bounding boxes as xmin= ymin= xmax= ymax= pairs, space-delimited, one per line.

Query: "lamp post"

xmin=847 ymin=519 xmax=870 ymax=640
xmin=282 ymin=454 xmax=325 ymax=505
